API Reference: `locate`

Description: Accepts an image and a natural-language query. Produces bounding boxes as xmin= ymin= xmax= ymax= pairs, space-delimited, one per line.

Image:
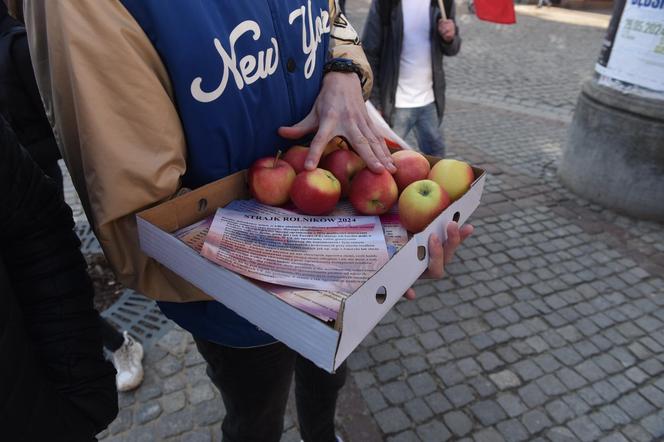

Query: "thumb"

xmin=278 ymin=111 xmax=318 ymax=140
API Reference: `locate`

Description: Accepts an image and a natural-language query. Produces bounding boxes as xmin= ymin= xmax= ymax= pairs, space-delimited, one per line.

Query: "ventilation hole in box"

xmin=417 ymin=246 xmax=427 ymax=261
xmin=453 ymin=211 xmax=460 ymax=222
xmin=376 ymin=286 xmax=387 ymax=304
xmin=198 ymin=198 xmax=208 ymax=212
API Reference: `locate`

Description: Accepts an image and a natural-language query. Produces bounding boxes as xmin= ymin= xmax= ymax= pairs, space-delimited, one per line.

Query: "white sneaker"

xmin=112 ymin=331 xmax=144 ymax=392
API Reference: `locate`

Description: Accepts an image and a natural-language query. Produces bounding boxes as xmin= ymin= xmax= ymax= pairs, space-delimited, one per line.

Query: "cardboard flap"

xmin=137 ymin=170 xmax=249 ymax=232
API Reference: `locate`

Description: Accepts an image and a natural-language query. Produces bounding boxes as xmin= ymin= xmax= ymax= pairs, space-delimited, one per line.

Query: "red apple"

xmin=323 ymin=136 xmax=348 ymax=156
xmin=349 ymin=169 xmax=398 ymax=215
xmin=320 ymin=149 xmax=365 ymax=197
xmin=428 ymin=159 xmax=475 ymax=201
xmin=248 ymin=154 xmax=296 ymax=206
xmin=391 ymin=150 xmax=431 ymax=192
xmin=398 ymin=180 xmax=450 ymax=233
xmin=283 ymin=145 xmax=310 ymax=174
xmin=290 ymin=168 xmax=341 ymax=215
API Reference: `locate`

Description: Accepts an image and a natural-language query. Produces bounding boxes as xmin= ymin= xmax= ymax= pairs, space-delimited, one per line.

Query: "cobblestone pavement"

xmin=70 ymin=4 xmax=664 ymax=442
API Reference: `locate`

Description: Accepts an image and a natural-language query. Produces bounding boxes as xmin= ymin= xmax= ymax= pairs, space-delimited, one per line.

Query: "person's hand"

xmin=278 ymin=72 xmax=397 ymax=174
xmin=403 ymin=221 xmax=474 ymax=300
xmin=438 ymin=19 xmax=456 ymax=43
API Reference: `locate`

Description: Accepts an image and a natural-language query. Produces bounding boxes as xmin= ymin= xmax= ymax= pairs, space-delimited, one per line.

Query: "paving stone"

xmin=598 ymin=434 xmax=629 ymax=442
xmin=383 ymin=381 xmax=415 ymax=405
xmin=155 ymin=354 xmax=184 ymax=378
xmin=182 ymin=430 xmax=212 ymax=442
xmin=640 ymin=358 xmax=664 ymax=376
xmin=136 ymin=383 xmax=163 ymax=402
xmin=347 ymin=350 xmax=373 ymax=370
xmin=120 ymin=425 xmax=157 ymax=442
xmin=496 ymin=419 xmax=529 ymax=442
xmin=512 ymin=360 xmax=543 ymax=382
xmin=407 ymin=372 xmax=437 ymax=397
xmin=495 ymin=393 xmax=527 ymax=418
xmin=416 ymin=420 xmax=451 ymax=442
xmin=474 ymin=353 xmax=499 ymax=373
xmin=387 ymin=430 xmax=420 ymax=442
xmin=601 ymin=404 xmax=631 ymax=427
xmin=474 ymin=428 xmax=506 ymax=442
xmin=193 ymin=399 xmax=223 ymax=426
xmin=547 ymin=427 xmax=577 ymax=442
xmin=157 ymin=408 xmax=194 ymax=439
xmin=444 ymin=384 xmax=475 ymax=407
xmin=496 ymin=346 xmax=520 ymax=365
xmin=441 ymin=325 xmax=465 ymax=343
xmin=518 ymin=383 xmax=547 ymax=408
xmin=552 ymin=347 xmax=583 ymax=366
xmin=370 ymin=343 xmax=400 ymax=362
xmin=394 ymin=337 xmax=424 ymax=356
xmin=594 ymin=354 xmax=623 ymax=374
xmin=609 ymin=374 xmax=636 ymax=394
xmin=377 ymin=362 xmax=403 ymax=382
xmin=443 ymin=411 xmax=473 ymax=437
xmin=457 ymin=357 xmax=482 ymax=378
xmin=578 ymin=386 xmax=604 ymax=407
xmin=136 ymin=401 xmax=162 ymax=424
xmin=640 ymin=385 xmax=664 ymax=408
xmin=471 ymin=400 xmax=507 ymax=426
xmin=546 ymin=399 xmax=575 ymax=424
xmin=353 ymin=370 xmax=376 ymax=389
xmin=521 ymin=409 xmax=552 ymax=435
xmin=621 ymin=424 xmax=654 ymax=442
xmin=592 ymin=380 xmax=620 ymax=402
xmin=536 ymin=374 xmax=567 ymax=396
xmin=436 ymin=363 xmax=464 ymax=387
xmin=624 ymin=366 xmax=649 ymax=384
xmin=616 ymin=392 xmax=656 ymax=420
xmin=404 ymin=398 xmax=433 ymax=423
xmin=375 ymin=407 xmax=411 ymax=434
xmin=108 ymin=408 xmax=133 ymax=435
xmin=361 ymin=387 xmax=388 ymax=413
xmin=590 ymin=411 xmax=615 ymax=432
xmin=188 ymin=381 xmax=215 ymax=405
xmin=470 ymin=333 xmax=495 ymax=351
xmin=403 ymin=355 xmax=428 ymax=374
xmin=575 ymin=360 xmax=605 ymax=383
xmin=468 ymin=376 xmax=497 ymax=398
xmin=641 ymin=412 xmax=664 ymax=438
xmin=162 ymin=374 xmax=186 ymax=394
xmin=426 ymin=348 xmax=454 ymax=365
xmin=418 ymin=331 xmax=444 ymax=351
xmin=425 ymin=392 xmax=453 ymax=415
xmin=557 ymin=367 xmax=587 ymax=390
xmin=490 ymin=370 xmax=521 ymax=390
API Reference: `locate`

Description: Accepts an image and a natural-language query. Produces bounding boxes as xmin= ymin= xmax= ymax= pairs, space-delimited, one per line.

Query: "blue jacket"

xmin=73 ymin=1 xmax=368 ymax=347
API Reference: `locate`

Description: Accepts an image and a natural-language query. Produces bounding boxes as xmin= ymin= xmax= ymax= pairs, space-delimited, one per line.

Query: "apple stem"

xmin=273 ymin=150 xmax=282 ymax=168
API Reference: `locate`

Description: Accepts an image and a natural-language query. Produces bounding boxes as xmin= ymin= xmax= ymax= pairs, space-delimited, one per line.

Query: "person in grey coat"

xmin=362 ymin=0 xmax=460 ymax=157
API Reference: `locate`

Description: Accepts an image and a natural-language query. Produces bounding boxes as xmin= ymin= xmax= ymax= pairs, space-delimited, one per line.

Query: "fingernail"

xmin=305 ymin=160 xmax=315 ymax=170
xmin=373 ymin=161 xmax=383 ymax=170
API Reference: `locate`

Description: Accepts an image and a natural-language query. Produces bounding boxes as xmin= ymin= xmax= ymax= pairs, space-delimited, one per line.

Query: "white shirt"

xmin=395 ymin=0 xmax=435 ymax=108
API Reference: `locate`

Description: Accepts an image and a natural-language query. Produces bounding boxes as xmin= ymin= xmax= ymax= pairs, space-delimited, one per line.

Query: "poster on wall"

xmin=595 ymin=0 xmax=664 ymax=92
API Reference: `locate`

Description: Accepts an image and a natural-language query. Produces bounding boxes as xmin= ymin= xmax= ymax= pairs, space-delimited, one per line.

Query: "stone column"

xmin=558 ymin=0 xmax=664 ymax=221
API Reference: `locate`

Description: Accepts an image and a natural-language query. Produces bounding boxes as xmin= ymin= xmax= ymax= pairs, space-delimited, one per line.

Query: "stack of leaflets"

xmin=173 ymin=200 xmax=408 ymax=323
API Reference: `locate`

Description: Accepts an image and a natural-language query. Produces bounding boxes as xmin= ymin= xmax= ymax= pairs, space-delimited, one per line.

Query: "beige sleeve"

xmin=328 ymin=0 xmax=374 ymax=100
xmin=24 ymin=0 xmax=211 ymax=302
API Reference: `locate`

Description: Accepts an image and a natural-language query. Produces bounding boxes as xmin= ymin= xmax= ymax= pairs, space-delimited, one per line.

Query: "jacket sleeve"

xmin=439 ymin=0 xmax=461 ymax=56
xmin=360 ymin=0 xmax=383 ymax=107
xmin=328 ymin=0 xmax=373 ymax=100
xmin=23 ymin=0 xmax=211 ymax=302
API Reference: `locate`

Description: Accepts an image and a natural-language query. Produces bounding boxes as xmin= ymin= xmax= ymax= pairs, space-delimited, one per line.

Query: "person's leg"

xmin=100 ymin=317 xmax=124 ymax=352
xmin=412 ymin=103 xmax=445 ymax=158
xmin=195 ymin=339 xmax=296 ymax=442
xmin=391 ymin=107 xmax=418 ymax=149
xmin=295 ymin=357 xmax=347 ymax=442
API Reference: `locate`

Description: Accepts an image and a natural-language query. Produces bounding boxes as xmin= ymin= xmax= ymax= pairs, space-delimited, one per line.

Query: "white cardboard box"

xmin=137 ymin=164 xmax=486 ymax=372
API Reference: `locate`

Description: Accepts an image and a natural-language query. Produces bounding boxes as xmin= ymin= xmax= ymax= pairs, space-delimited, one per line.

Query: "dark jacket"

xmin=0 ymin=4 xmax=61 ymax=172
xmin=0 ymin=117 xmax=118 ymax=441
xmin=362 ymin=0 xmax=461 ymax=125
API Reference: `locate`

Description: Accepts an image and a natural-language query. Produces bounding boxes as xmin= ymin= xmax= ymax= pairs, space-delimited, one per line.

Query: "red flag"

xmin=474 ymin=0 xmax=516 ymax=24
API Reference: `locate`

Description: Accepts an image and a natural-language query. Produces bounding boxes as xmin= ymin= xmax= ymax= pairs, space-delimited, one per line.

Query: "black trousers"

xmin=195 ymin=339 xmax=347 ymax=442
xmin=100 ymin=317 xmax=125 ymax=352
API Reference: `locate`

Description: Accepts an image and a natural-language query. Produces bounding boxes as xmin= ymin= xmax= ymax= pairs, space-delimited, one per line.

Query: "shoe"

xmin=112 ymin=331 xmax=144 ymax=392
xmin=300 ymin=435 xmax=343 ymax=442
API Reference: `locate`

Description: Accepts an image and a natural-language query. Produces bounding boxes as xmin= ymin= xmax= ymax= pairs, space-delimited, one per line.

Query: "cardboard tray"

xmin=137 ymin=164 xmax=486 ymax=372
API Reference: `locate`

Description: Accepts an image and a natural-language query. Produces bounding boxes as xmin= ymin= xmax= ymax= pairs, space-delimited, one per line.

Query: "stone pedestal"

xmin=558 ymin=79 xmax=664 ymax=221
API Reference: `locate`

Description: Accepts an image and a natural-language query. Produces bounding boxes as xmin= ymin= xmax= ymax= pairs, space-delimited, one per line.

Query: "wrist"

xmin=323 ymin=58 xmax=363 ymax=83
